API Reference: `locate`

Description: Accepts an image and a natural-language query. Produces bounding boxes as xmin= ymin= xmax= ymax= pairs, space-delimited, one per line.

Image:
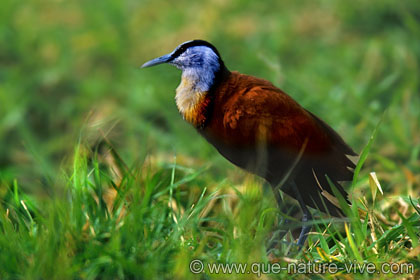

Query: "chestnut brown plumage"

xmin=142 ymin=40 xmax=357 ymax=247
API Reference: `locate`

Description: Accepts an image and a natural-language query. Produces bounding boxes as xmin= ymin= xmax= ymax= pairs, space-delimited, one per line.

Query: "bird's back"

xmin=200 ymin=71 xmax=357 ymax=216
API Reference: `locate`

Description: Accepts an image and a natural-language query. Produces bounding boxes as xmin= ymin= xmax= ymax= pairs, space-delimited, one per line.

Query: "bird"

xmin=141 ymin=39 xmax=357 ymax=247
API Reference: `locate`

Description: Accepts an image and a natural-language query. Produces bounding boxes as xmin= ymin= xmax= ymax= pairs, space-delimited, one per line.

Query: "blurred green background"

xmin=1 ymin=0 xmax=419 ymax=200
xmin=1 ymin=0 xmax=420 ymax=278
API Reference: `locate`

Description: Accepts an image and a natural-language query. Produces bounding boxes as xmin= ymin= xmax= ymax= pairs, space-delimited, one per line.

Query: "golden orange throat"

xmin=175 ymin=77 xmax=210 ymax=127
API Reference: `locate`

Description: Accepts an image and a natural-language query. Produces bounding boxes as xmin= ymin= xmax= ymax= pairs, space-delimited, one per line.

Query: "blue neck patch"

xmin=170 ymin=46 xmax=221 ymax=92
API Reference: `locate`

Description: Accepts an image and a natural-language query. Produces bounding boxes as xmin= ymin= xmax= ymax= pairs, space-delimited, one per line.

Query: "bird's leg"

xmin=293 ymin=183 xmax=312 ymax=248
xmin=297 ymin=206 xmax=312 ymax=247
xmin=267 ymin=185 xmax=290 ymax=252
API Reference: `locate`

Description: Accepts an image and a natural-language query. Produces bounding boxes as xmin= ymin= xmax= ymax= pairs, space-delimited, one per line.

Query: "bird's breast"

xmin=175 ymin=77 xmax=211 ymax=128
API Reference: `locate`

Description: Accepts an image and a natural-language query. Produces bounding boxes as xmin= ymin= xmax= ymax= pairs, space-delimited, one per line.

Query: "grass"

xmin=1 ymin=0 xmax=420 ymax=279
xmin=1 ymin=139 xmax=418 ymax=279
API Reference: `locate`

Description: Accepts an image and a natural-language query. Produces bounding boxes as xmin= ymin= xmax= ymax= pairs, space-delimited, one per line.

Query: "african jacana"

xmin=142 ymin=40 xmax=357 ymax=247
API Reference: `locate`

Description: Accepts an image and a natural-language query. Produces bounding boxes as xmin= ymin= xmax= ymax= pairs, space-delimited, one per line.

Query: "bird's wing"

xmin=219 ymin=73 xmax=357 ymax=215
xmin=221 ymin=75 xmax=331 ymax=154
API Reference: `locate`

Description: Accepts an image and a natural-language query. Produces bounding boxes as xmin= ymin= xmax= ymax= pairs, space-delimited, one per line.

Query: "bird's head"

xmin=141 ymin=40 xmax=223 ymax=73
xmin=142 ymin=40 xmax=228 ymax=93
xmin=142 ymin=40 xmax=229 ymax=108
